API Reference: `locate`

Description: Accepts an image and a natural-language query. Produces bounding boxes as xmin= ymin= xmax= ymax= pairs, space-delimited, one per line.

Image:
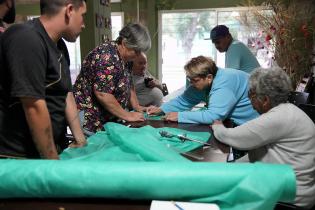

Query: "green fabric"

xmin=144 ymin=113 xmax=164 ymax=120
xmin=0 ymin=122 xmax=296 ymax=210
xmin=103 ymin=123 xmax=188 ymax=162
xmin=0 ymin=161 xmax=295 ymax=210
xmin=60 ymin=131 xmax=144 ymax=161
xmin=61 ymin=123 xmax=209 ymax=160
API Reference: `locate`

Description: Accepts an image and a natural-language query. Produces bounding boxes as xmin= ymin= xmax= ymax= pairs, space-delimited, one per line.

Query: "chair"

xmin=288 ymin=91 xmax=310 ymax=106
xmin=298 ymin=104 xmax=315 ymax=123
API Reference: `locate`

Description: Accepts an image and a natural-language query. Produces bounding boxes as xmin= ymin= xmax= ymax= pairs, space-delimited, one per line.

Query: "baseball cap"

xmin=204 ymin=25 xmax=230 ymax=40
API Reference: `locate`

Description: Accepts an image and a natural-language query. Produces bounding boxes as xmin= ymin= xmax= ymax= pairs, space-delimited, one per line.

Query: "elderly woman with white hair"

xmin=212 ymin=67 xmax=315 ymax=208
xmin=74 ymin=23 xmax=151 ymax=135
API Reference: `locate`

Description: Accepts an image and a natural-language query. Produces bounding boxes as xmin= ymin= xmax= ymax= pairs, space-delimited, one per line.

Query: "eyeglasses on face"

xmin=186 ymin=76 xmax=202 ymax=83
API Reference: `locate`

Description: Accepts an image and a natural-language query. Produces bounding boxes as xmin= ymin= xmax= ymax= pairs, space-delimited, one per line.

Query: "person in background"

xmin=74 ymin=23 xmax=151 ymax=135
xmin=207 ymin=25 xmax=260 ymax=73
xmin=212 ymin=67 xmax=315 ymax=208
xmin=0 ymin=0 xmax=87 ymax=159
xmin=147 ymin=55 xmax=258 ymax=125
xmin=0 ymin=0 xmax=15 ymax=34
xmin=131 ymin=52 xmax=163 ymax=106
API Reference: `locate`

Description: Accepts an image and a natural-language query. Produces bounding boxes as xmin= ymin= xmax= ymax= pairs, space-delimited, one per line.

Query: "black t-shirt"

xmin=0 ymin=18 xmax=72 ymax=158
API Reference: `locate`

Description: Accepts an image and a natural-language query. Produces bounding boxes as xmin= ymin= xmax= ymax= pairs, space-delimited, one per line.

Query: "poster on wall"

xmin=95 ymin=14 xmax=104 ymax=28
xmin=100 ymin=0 xmax=110 ymax=6
xmin=104 ymin=17 xmax=112 ymax=29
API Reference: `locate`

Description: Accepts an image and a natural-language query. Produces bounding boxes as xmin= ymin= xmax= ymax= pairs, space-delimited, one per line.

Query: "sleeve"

xmin=178 ymin=87 xmax=237 ymax=124
xmin=160 ymin=85 xmax=203 ymax=113
xmin=4 ymin=26 xmax=47 ymax=98
xmin=212 ymin=109 xmax=286 ymax=150
xmin=225 ymin=44 xmax=241 ymax=70
xmin=92 ymin=51 xmax=118 ymax=94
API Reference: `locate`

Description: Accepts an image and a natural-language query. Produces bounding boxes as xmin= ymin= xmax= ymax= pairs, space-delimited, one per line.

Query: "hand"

xmin=69 ymin=138 xmax=87 ymax=148
xmin=133 ymin=105 xmax=146 ymax=113
xmin=147 ymin=79 xmax=160 ymax=88
xmin=146 ymin=105 xmax=162 ymax=116
xmin=163 ymin=112 xmax=178 ymax=122
xmin=0 ymin=27 xmax=5 ymax=33
xmin=126 ymin=112 xmax=145 ymax=122
xmin=212 ymin=120 xmax=223 ymax=125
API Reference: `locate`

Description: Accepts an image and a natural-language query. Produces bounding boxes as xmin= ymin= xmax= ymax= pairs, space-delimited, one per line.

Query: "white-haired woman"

xmin=74 ymin=23 xmax=151 ymax=134
xmin=212 ymin=67 xmax=315 ymax=208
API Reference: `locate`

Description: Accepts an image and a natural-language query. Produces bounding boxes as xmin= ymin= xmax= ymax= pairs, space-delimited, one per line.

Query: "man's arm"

xmin=94 ymin=90 xmax=144 ymax=122
xmin=65 ymin=92 xmax=86 ymax=147
xmin=21 ymin=98 xmax=59 ymax=159
xmin=146 ymin=71 xmax=162 ymax=90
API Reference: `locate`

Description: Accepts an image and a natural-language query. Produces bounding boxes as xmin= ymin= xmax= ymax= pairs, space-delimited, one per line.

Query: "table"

xmin=127 ymin=120 xmax=229 ymax=162
xmin=0 ymin=121 xmax=228 ymax=210
xmin=0 ymin=198 xmax=151 ymax=210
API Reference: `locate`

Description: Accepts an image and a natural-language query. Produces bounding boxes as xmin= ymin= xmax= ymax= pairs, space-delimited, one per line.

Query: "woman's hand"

xmin=134 ymin=105 xmax=146 ymax=113
xmin=146 ymin=105 xmax=162 ymax=115
xmin=163 ymin=112 xmax=178 ymax=122
xmin=212 ymin=120 xmax=223 ymax=125
xmin=69 ymin=138 xmax=87 ymax=148
xmin=126 ymin=112 xmax=145 ymax=122
xmin=147 ymin=79 xmax=162 ymax=89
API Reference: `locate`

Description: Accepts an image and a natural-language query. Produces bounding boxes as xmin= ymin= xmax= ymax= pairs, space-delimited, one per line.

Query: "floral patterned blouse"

xmin=73 ymin=41 xmax=132 ymax=132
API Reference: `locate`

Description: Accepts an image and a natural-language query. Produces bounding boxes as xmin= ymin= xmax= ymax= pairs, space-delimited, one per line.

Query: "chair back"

xmin=288 ymin=91 xmax=309 ymax=106
xmin=298 ymin=104 xmax=315 ymax=123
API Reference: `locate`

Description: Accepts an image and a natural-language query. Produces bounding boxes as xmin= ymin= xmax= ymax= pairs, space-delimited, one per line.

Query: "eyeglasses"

xmin=186 ymin=76 xmax=202 ymax=83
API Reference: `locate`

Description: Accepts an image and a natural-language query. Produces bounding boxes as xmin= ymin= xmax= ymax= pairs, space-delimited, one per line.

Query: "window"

xmin=111 ymin=12 xmax=124 ymax=40
xmin=159 ymin=7 xmax=271 ymax=93
xmin=64 ymin=38 xmax=81 ymax=84
xmin=159 ymin=10 xmax=216 ymax=93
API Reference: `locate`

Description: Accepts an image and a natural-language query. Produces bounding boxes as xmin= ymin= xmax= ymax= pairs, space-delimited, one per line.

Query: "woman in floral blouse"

xmin=73 ymin=23 xmax=151 ymax=134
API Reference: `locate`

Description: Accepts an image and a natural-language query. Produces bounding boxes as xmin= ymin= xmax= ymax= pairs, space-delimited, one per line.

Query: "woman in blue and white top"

xmin=147 ymin=55 xmax=258 ymax=125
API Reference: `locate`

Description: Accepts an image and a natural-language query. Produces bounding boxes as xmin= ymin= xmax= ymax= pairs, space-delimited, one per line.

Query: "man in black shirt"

xmin=0 ymin=0 xmax=15 ymax=34
xmin=0 ymin=0 xmax=87 ymax=159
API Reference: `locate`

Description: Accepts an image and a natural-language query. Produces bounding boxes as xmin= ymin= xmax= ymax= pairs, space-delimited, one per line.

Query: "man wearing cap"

xmin=209 ymin=25 xmax=260 ymax=73
xmin=0 ymin=0 xmax=15 ymax=34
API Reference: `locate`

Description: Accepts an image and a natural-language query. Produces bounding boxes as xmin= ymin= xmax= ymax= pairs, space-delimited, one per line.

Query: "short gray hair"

xmin=249 ymin=67 xmax=293 ymax=107
xmin=117 ymin=23 xmax=151 ymax=52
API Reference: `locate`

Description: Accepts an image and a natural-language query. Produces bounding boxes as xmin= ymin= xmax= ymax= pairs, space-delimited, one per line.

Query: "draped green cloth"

xmin=0 ymin=122 xmax=296 ymax=210
xmin=61 ymin=123 xmax=210 ymax=160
